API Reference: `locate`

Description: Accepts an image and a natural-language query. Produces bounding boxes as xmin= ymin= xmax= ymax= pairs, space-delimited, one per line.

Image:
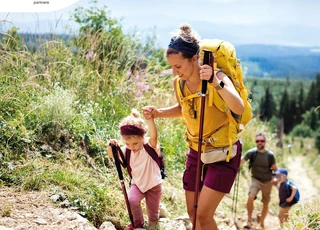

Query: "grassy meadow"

xmin=1 ymin=6 xmax=320 ymax=229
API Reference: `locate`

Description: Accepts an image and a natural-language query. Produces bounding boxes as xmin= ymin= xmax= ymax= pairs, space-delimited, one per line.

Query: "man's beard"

xmin=257 ymin=145 xmax=264 ymax=150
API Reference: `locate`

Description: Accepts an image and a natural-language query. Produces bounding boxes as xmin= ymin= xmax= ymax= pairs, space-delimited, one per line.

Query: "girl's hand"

xmin=107 ymin=139 xmax=118 ymax=158
xmin=108 ymin=139 xmax=118 ymax=146
xmin=142 ymin=106 xmax=157 ymax=119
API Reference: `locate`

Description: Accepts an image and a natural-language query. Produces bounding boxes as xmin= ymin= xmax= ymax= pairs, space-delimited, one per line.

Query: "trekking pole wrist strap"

xmin=208 ymin=73 xmax=214 ymax=83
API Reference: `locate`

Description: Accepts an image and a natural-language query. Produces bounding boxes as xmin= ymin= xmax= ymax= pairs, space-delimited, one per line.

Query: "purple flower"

xmin=141 ymin=84 xmax=149 ymax=91
xmin=126 ymin=71 xmax=132 ymax=77
xmin=136 ymin=82 xmax=144 ymax=87
xmin=134 ymin=75 xmax=140 ymax=80
xmin=136 ymin=82 xmax=150 ymax=92
xmin=160 ymin=68 xmax=173 ymax=76
xmin=85 ymin=51 xmax=94 ymax=60
xmin=135 ymin=91 xmax=143 ymax=97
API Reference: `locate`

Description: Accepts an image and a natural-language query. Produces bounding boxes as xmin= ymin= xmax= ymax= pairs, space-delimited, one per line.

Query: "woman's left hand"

xmin=199 ymin=64 xmax=213 ymax=81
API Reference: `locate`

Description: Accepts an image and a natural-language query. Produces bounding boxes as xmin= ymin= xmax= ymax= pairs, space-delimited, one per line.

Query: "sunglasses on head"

xmin=256 ymin=140 xmax=265 ymax=143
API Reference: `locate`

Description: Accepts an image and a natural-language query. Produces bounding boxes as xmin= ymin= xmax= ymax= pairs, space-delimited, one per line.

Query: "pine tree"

xmin=259 ymin=86 xmax=276 ymax=121
xmin=305 ymin=82 xmax=318 ymax=111
xmin=285 ymin=96 xmax=297 ymax=133
xmin=279 ymin=89 xmax=289 ymax=119
xmin=316 ymin=74 xmax=320 ymax=119
xmin=296 ymin=84 xmax=304 ymax=124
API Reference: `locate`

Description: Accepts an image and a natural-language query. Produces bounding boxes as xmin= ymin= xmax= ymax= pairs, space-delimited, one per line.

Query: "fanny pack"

xmin=201 ymin=143 xmax=237 ymax=164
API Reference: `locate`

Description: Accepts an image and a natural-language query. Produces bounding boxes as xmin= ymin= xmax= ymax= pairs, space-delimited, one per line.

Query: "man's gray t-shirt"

xmin=244 ymin=148 xmax=276 ymax=182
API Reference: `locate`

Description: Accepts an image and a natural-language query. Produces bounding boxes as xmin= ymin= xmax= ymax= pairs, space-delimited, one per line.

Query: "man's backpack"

xmin=286 ymin=180 xmax=300 ymax=205
xmin=125 ymin=144 xmax=167 ymax=179
xmin=248 ymin=150 xmax=274 ymax=171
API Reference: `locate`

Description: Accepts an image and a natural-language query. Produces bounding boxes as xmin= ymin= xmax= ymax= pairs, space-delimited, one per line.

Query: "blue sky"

xmin=1 ymin=0 xmax=320 ymax=47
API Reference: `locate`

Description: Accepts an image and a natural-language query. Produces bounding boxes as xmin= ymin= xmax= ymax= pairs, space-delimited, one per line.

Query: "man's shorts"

xmin=249 ymin=177 xmax=273 ymax=203
xmin=182 ymin=140 xmax=242 ymax=194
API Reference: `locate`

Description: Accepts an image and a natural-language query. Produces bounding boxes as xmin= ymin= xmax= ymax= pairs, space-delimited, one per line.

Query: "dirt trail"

xmin=262 ymin=155 xmax=319 ymax=229
xmin=236 ymin=155 xmax=318 ymax=230
xmin=286 ymin=156 xmax=318 ymax=203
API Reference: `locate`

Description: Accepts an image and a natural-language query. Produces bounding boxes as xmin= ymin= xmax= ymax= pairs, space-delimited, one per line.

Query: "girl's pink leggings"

xmin=129 ymin=183 xmax=162 ymax=228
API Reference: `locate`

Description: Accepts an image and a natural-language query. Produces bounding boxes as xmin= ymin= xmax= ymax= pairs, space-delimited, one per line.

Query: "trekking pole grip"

xmin=202 ymin=49 xmax=212 ymax=94
xmin=110 ymin=143 xmax=124 ymax=180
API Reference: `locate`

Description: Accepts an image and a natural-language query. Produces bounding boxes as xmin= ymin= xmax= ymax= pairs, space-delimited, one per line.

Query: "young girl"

xmin=108 ymin=108 xmax=163 ymax=230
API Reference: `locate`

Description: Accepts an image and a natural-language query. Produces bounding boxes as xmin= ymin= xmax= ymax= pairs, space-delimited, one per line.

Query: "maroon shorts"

xmin=182 ymin=140 xmax=242 ymax=194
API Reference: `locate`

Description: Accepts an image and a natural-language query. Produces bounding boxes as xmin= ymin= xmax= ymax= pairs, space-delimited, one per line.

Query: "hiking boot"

xmin=243 ymin=220 xmax=252 ymax=229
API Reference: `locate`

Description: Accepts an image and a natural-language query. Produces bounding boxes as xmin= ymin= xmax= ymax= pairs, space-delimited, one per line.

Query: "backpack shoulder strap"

xmin=176 ymin=78 xmax=201 ymax=101
xmin=249 ymin=150 xmax=258 ymax=170
xmin=286 ymin=180 xmax=292 ymax=195
xmin=179 ymin=79 xmax=185 ymax=97
xmin=143 ymin=143 xmax=160 ymax=167
xmin=267 ymin=151 xmax=274 ymax=169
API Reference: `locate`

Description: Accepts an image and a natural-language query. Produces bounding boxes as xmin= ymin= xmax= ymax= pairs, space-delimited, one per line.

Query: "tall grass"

xmin=0 ymin=9 xmax=182 ymax=228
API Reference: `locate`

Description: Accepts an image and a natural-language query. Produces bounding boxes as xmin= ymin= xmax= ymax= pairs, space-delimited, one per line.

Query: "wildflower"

xmin=136 ymin=82 xmax=150 ymax=92
xmin=126 ymin=71 xmax=132 ymax=77
xmin=134 ymin=75 xmax=140 ymax=80
xmin=135 ymin=91 xmax=143 ymax=97
xmin=85 ymin=51 xmax=94 ymax=59
xmin=160 ymin=68 xmax=173 ymax=76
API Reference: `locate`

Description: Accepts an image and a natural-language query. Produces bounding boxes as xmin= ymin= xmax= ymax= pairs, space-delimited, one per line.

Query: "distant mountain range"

xmin=3 ymin=33 xmax=319 ymax=80
xmin=235 ymin=44 xmax=320 ymax=79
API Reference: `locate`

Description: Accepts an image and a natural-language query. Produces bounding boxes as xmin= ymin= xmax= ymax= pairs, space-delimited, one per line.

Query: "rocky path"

xmin=0 ymin=155 xmax=318 ymax=230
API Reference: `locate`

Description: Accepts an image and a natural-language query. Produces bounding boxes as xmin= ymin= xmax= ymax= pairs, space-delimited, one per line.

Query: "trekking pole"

xmin=109 ymin=144 xmax=134 ymax=227
xmin=192 ymin=49 xmax=213 ymax=230
xmin=232 ymin=168 xmax=240 ymax=222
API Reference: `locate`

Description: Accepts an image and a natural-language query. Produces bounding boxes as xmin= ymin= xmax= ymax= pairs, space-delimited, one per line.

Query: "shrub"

xmin=315 ymin=128 xmax=320 ymax=154
xmin=289 ymin=124 xmax=314 ymax=138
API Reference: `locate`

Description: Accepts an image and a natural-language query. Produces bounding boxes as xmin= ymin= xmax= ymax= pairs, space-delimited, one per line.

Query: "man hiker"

xmin=240 ymin=132 xmax=278 ymax=229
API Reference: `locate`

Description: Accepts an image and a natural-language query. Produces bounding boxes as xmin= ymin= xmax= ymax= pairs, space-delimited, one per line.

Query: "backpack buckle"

xmin=208 ymin=137 xmax=218 ymax=145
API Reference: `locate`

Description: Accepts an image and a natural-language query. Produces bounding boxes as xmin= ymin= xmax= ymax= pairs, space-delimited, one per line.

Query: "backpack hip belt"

xmin=185 ymin=122 xmax=238 ymax=161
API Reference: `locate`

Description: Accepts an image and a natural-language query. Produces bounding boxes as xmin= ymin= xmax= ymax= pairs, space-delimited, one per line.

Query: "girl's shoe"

xmin=126 ymin=224 xmax=146 ymax=230
xmin=126 ymin=224 xmax=134 ymax=230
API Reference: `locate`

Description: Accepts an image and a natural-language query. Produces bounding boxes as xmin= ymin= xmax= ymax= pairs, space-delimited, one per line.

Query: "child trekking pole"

xmin=109 ymin=144 xmax=134 ymax=227
xmin=192 ymin=49 xmax=213 ymax=230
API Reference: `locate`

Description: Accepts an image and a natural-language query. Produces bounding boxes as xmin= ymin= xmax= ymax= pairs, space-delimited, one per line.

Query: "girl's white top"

xmin=123 ymin=137 xmax=163 ymax=193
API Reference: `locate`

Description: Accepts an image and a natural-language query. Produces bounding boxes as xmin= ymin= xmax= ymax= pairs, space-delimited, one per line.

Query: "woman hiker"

xmin=143 ymin=23 xmax=244 ymax=230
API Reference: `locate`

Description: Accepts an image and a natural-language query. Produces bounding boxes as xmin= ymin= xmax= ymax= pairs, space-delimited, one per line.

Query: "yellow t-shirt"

xmin=178 ymin=79 xmax=238 ymax=151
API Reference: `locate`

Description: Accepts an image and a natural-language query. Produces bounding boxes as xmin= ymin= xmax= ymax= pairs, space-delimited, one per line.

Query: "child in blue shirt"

xmin=273 ymin=168 xmax=299 ymax=226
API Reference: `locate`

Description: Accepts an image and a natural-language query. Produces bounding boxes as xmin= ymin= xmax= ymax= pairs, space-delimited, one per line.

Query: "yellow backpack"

xmin=198 ymin=39 xmax=252 ymax=132
xmin=177 ymin=39 xmax=252 ymax=162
